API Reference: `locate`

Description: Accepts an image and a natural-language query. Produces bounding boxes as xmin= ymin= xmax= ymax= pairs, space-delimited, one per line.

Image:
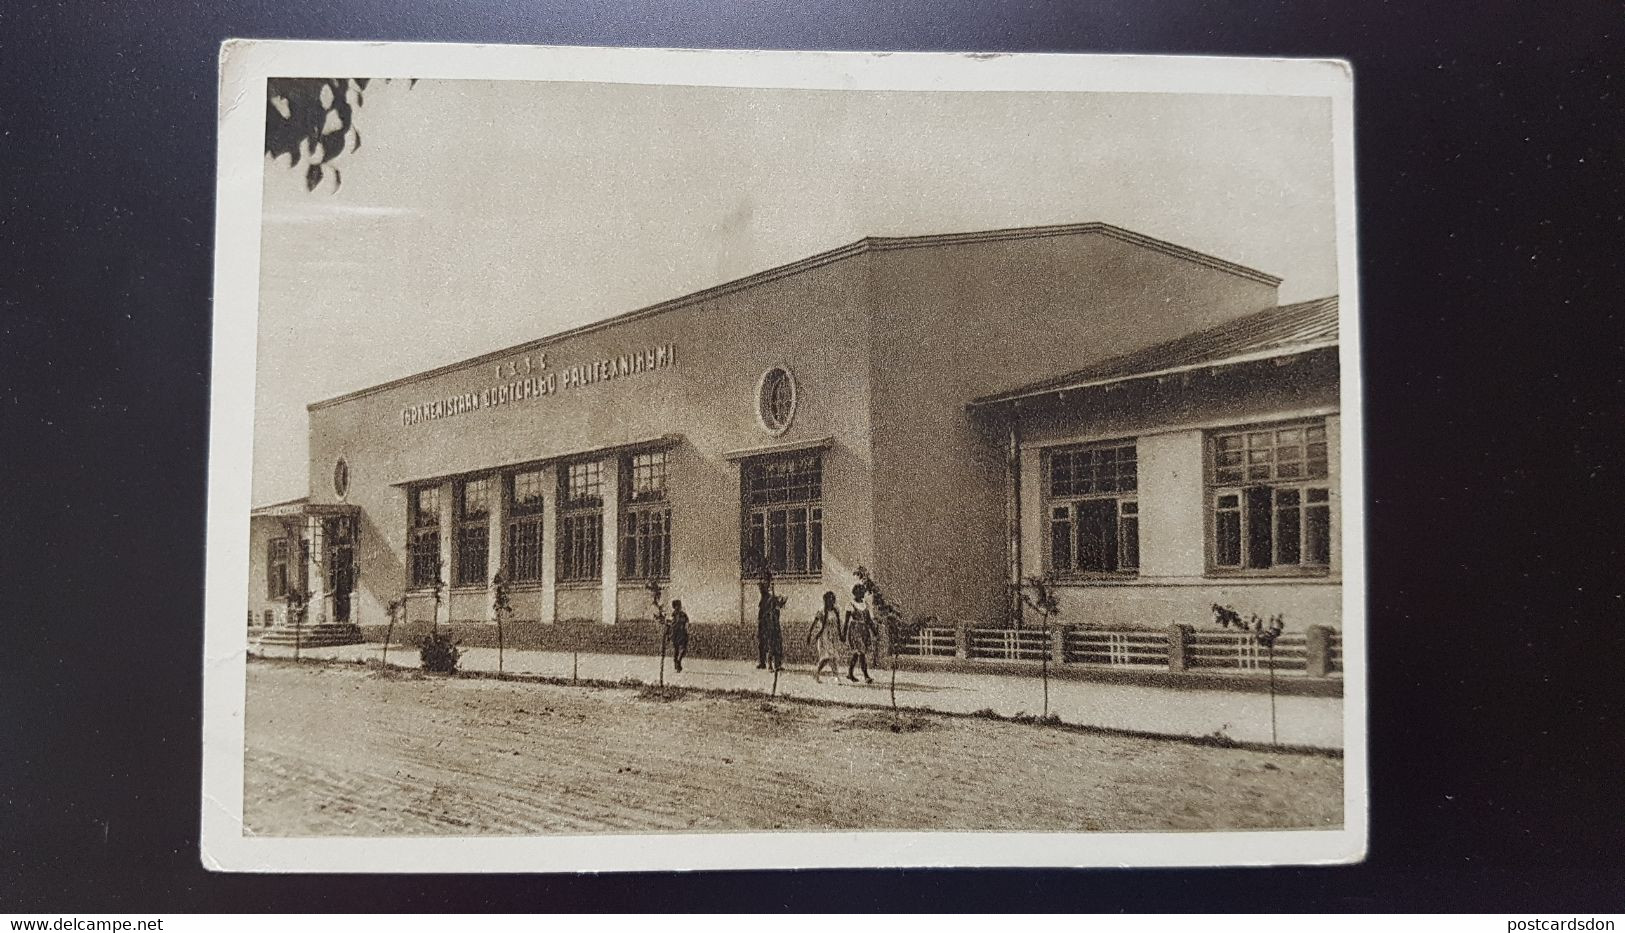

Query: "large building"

xmin=247 ymin=222 xmax=1342 ymax=645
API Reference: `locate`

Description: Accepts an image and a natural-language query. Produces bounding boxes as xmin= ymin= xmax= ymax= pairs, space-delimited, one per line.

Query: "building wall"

xmin=306 ymin=252 xmax=876 ymax=630
xmin=866 ymin=229 xmax=1280 ymax=624
xmin=1016 ymin=352 xmax=1341 ymax=631
xmin=246 ymin=515 xmax=278 ymax=628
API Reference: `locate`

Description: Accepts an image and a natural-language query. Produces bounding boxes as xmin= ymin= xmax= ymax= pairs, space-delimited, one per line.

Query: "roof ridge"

xmin=307 ymin=222 xmax=1284 ymax=412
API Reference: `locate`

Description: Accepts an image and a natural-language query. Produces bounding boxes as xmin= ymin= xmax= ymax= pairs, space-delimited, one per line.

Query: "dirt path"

xmin=244 ymin=661 xmax=1343 ymax=836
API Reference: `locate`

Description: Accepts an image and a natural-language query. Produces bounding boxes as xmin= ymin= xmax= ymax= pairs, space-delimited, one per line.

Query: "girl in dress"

xmin=807 ymin=591 xmax=843 ymax=684
xmin=843 ymin=583 xmax=876 ymax=684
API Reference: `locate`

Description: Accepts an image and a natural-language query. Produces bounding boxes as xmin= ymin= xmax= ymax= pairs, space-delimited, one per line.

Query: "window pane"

xmin=1245 ymin=486 xmax=1274 ymax=569
xmin=1049 ymin=511 xmax=1072 ymax=572
xmin=414 ymin=487 xmax=440 ymax=527
xmin=1275 ymin=491 xmax=1301 ymax=565
xmin=626 ymin=451 xmax=669 ymax=501
xmin=1076 ymin=498 xmax=1117 ymax=572
xmin=508 ymin=516 xmax=542 ymax=581
xmin=744 ymin=451 xmax=822 ymax=505
xmin=789 ymin=508 xmax=807 ymax=573
xmin=768 ymin=510 xmax=788 ymax=572
xmin=1306 ymin=443 xmax=1330 ymax=477
xmin=511 ymin=470 xmax=545 ymax=514
xmin=1119 ymin=511 xmax=1140 ymax=571
xmin=565 ymin=462 xmax=603 ymax=505
xmin=1216 ymin=422 xmax=1329 ymax=484
xmin=809 ymin=507 xmax=823 ymax=572
xmin=1306 ymin=503 xmax=1332 ymax=565
xmin=1050 ymin=455 xmax=1073 ymax=497
xmin=456 ymin=525 xmax=488 ymax=585
xmin=461 ymin=478 xmax=490 ymax=518
xmin=1215 ymin=506 xmax=1242 ymax=567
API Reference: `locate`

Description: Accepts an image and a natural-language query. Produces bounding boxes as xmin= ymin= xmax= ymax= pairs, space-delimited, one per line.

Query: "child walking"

xmin=843 ymin=583 xmax=877 ymax=684
xmin=807 ymin=591 xmax=843 ymax=684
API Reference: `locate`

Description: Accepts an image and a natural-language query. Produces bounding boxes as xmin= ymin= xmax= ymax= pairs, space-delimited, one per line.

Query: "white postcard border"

xmin=203 ymin=40 xmax=1365 ymax=872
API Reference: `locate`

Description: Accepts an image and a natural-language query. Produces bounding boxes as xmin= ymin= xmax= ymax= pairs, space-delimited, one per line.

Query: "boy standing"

xmin=669 ymin=599 xmax=690 ymax=673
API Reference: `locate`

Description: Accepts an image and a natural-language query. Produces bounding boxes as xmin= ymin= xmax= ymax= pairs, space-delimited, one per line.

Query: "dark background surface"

xmin=2 ymin=0 xmax=1622 ymax=912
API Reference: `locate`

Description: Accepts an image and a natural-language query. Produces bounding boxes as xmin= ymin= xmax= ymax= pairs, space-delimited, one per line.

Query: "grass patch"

xmin=840 ymin=711 xmax=939 ymax=733
xmin=636 ymin=684 xmax=688 ymax=702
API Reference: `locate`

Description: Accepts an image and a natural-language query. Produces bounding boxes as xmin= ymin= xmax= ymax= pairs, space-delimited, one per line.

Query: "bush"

xmin=418 ymin=631 xmax=461 ymax=674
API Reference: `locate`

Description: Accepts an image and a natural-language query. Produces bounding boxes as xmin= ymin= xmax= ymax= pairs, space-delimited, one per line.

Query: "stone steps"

xmin=255 ymin=623 xmax=365 ymax=648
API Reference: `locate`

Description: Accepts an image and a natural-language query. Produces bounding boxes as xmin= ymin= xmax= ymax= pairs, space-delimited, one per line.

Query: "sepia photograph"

xmin=202 ymin=42 xmax=1365 ymax=871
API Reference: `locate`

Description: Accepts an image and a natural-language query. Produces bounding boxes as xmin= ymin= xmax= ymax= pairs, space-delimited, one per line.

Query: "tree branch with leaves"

xmin=265 ymin=77 xmax=415 ymax=191
xmin=1212 ymin=604 xmax=1287 ymax=745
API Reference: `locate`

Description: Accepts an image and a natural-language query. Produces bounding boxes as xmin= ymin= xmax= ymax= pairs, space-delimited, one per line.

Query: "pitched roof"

xmin=308 ymin=221 xmax=1281 ymax=412
xmin=970 ymin=295 xmax=1339 ymax=407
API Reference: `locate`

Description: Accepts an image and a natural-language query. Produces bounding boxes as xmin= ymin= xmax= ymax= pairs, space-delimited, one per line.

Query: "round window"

xmin=333 ymin=458 xmax=350 ymax=498
xmin=756 ymin=367 xmax=797 ymax=436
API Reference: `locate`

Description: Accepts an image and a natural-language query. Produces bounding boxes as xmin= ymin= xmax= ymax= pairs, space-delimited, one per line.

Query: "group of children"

xmin=806 ymin=585 xmax=880 ymax=685
xmin=661 ymin=583 xmax=882 ymax=684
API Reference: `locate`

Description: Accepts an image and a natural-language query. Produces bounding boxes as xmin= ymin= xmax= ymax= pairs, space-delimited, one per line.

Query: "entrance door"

xmin=324 ymin=516 xmax=356 ymax=623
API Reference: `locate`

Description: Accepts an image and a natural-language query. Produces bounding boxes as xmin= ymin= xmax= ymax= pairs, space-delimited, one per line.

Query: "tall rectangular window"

xmin=620 ymin=451 xmax=671 ymax=580
xmin=505 ymin=469 xmax=545 ymax=583
xmin=408 ymin=485 xmax=441 ymax=589
xmin=267 ymin=537 xmax=290 ymax=599
xmin=1210 ymin=421 xmax=1333 ymax=571
xmin=742 ymin=451 xmax=823 ymax=577
xmin=558 ymin=462 xmax=604 ymax=583
xmin=454 ymin=478 xmax=491 ymax=586
xmin=1044 ymin=441 xmax=1139 ymax=575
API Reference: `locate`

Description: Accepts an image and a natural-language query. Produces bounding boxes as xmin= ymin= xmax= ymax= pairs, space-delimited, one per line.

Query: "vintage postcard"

xmin=202 ymin=41 xmax=1365 ymax=871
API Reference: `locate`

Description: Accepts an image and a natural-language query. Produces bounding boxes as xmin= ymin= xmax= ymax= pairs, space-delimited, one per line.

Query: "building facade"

xmin=247 ymin=222 xmax=1341 ymax=641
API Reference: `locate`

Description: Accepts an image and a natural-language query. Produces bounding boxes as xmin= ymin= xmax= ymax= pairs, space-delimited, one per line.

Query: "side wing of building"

xmin=865 ymin=225 xmax=1282 ymax=625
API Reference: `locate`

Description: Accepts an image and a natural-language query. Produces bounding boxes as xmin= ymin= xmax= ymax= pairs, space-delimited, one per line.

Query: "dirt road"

xmin=244 ymin=661 xmax=1343 ymax=836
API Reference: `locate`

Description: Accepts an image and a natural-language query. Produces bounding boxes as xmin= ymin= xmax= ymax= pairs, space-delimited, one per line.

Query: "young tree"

xmin=427 ymin=552 xmax=444 ymax=634
xmin=1019 ymin=574 xmax=1062 ymax=719
xmin=852 ymin=566 xmax=919 ymax=716
xmin=381 ymin=596 xmax=404 ymax=666
xmin=491 ymin=565 xmax=513 ymax=675
xmin=285 ymin=580 xmax=309 ymax=663
xmin=1212 ymin=604 xmax=1287 ymax=745
xmin=648 ymin=578 xmax=669 ymax=688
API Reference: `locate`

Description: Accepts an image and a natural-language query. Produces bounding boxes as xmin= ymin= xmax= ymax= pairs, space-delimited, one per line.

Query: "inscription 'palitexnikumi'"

xmin=398 ymin=344 xmax=678 ymax=425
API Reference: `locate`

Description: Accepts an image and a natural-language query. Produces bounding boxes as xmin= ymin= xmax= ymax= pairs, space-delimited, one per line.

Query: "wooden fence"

xmin=896 ymin=623 xmax=1342 ymax=678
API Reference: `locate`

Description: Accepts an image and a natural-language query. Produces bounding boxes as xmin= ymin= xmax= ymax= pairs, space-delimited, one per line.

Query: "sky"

xmin=253 ymin=78 xmax=1338 ymax=505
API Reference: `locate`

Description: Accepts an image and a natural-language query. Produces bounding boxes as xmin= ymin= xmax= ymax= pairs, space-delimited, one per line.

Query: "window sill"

xmin=618 ymin=579 xmax=672 ymax=588
xmin=555 ymin=581 xmax=602 ymax=591
xmin=740 ymin=574 xmax=824 ymax=584
xmin=1049 ymin=574 xmax=1141 ymax=586
xmin=1205 ymin=569 xmax=1335 ymax=581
